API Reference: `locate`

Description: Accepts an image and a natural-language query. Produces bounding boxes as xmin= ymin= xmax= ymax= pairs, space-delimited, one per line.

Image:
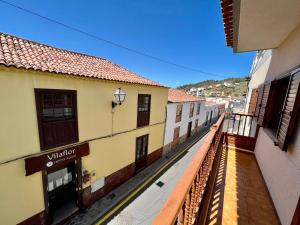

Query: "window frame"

xmin=196 ymin=103 xmax=201 ymax=115
xmin=175 ymin=104 xmax=183 ymax=123
xmin=35 ymin=88 xmax=79 ymax=150
xmin=189 ymin=103 xmax=195 ymax=118
xmin=137 ymin=94 xmax=151 ymax=128
xmin=255 ymin=69 xmax=300 ymax=151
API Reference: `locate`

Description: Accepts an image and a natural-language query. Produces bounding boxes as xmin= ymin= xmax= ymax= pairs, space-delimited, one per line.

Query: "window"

xmin=256 ymin=70 xmax=300 ymax=151
xmin=137 ymin=94 xmax=151 ymax=127
xmin=175 ymin=104 xmax=183 ymax=123
xmin=196 ymin=103 xmax=201 ymax=115
xmin=195 ymin=119 xmax=199 ymax=128
xmin=135 ymin=134 xmax=149 ymax=171
xmin=189 ymin=103 xmax=194 ymax=118
xmin=35 ymin=89 xmax=78 ymax=150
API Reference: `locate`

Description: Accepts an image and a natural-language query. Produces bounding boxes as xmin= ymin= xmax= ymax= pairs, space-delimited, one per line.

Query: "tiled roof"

xmin=221 ymin=0 xmax=234 ymax=47
xmin=0 ymin=33 xmax=163 ymax=87
xmin=168 ymin=89 xmax=201 ymax=103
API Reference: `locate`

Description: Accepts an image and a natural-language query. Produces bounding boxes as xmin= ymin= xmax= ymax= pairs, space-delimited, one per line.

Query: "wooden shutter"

xmin=255 ymin=85 xmax=264 ymax=117
xmin=276 ymin=71 xmax=300 ymax=151
xmin=257 ymin=83 xmax=271 ymax=126
xmin=35 ymin=89 xmax=78 ymax=150
xmin=137 ymin=94 xmax=151 ymax=127
xmin=248 ymin=88 xmax=258 ymax=115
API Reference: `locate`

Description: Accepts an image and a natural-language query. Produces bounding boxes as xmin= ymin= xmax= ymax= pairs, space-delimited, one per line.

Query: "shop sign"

xmin=25 ymin=143 xmax=89 ymax=176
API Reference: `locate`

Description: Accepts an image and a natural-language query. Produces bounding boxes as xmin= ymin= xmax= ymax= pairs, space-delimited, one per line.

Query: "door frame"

xmin=187 ymin=121 xmax=192 ymax=138
xmin=42 ymin=159 xmax=82 ymax=224
xmin=135 ymin=134 xmax=149 ymax=172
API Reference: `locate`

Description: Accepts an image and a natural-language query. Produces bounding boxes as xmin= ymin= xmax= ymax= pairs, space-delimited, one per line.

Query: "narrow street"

xmin=107 ymin=133 xmax=209 ymax=225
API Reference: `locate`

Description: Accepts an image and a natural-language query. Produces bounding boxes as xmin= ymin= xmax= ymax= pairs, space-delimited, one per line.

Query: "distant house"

xmin=163 ymin=89 xmax=218 ymax=154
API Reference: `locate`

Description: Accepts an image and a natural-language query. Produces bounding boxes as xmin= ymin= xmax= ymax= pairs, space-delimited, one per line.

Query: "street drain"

xmin=108 ymin=193 xmax=116 ymax=199
xmin=156 ymin=181 xmax=165 ymax=187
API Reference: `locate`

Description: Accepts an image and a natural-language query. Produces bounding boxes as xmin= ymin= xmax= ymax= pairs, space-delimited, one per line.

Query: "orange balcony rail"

xmin=152 ymin=114 xmax=225 ymax=225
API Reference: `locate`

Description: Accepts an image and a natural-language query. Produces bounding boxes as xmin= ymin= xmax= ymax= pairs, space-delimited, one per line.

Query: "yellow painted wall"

xmin=83 ymin=123 xmax=165 ymax=181
xmin=0 ymin=160 xmax=45 ymax=225
xmin=0 ymin=66 xmax=168 ymax=224
xmin=0 ymin=67 xmax=168 ymax=162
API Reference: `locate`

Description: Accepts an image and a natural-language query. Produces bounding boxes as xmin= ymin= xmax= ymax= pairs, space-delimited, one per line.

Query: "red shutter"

xmin=276 ymin=71 xmax=300 ymax=151
xmin=257 ymin=83 xmax=271 ymax=126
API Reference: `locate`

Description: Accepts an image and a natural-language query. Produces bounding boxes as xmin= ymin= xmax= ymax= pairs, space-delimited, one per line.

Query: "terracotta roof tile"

xmin=168 ymin=89 xmax=201 ymax=103
xmin=220 ymin=0 xmax=234 ymax=47
xmin=0 ymin=32 xmax=163 ymax=87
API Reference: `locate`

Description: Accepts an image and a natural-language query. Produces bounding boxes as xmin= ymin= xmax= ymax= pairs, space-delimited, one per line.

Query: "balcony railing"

xmin=153 ymin=114 xmax=225 ymax=225
xmin=224 ymin=113 xmax=258 ymax=152
xmin=152 ymin=113 xmax=280 ymax=225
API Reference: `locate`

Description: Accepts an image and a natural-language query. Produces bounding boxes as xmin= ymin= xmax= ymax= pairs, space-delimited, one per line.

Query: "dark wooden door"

xmin=187 ymin=122 xmax=192 ymax=138
xmin=135 ymin=135 xmax=149 ymax=172
xmin=172 ymin=127 xmax=180 ymax=149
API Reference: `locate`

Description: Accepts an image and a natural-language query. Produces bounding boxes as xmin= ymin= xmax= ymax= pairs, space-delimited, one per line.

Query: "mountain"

xmin=177 ymin=77 xmax=248 ymax=97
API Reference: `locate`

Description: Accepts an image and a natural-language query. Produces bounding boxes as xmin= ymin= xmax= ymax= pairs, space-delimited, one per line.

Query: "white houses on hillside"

xmin=163 ymin=89 xmax=219 ymax=154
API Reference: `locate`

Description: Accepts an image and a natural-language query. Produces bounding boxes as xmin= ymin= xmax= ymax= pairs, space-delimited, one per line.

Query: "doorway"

xmin=47 ymin=162 xmax=78 ymax=224
xmin=187 ymin=121 xmax=192 ymax=138
xmin=135 ymin=134 xmax=149 ymax=172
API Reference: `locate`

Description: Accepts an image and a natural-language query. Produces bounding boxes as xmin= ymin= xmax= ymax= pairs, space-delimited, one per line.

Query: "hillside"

xmin=177 ymin=77 xmax=248 ymax=97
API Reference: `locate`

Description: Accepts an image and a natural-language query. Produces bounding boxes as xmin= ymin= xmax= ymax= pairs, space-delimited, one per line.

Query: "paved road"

xmin=108 ymin=133 xmax=209 ymax=225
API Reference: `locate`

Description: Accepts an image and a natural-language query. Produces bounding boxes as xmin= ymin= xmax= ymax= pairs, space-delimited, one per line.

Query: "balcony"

xmin=153 ymin=113 xmax=280 ymax=225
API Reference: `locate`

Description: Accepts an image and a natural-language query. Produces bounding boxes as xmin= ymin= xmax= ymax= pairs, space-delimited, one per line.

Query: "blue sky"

xmin=0 ymin=0 xmax=255 ymax=87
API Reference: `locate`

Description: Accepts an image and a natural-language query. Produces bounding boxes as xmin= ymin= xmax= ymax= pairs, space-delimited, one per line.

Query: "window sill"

xmin=262 ymin=128 xmax=279 ymax=146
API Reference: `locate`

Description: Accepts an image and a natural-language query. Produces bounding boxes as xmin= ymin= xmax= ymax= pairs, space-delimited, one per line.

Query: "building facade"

xmin=222 ymin=1 xmax=300 ymax=224
xmin=0 ymin=33 xmax=168 ymax=225
xmin=163 ymin=89 xmax=218 ymax=154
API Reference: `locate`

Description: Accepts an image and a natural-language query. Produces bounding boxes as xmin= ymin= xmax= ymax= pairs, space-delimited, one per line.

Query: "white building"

xmin=163 ymin=89 xmax=218 ymax=154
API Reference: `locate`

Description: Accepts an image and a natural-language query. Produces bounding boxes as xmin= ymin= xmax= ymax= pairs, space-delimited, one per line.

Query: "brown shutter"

xmin=248 ymin=88 xmax=259 ymax=115
xmin=276 ymin=71 xmax=300 ymax=151
xmin=255 ymin=85 xmax=264 ymax=117
xmin=137 ymin=94 xmax=151 ymax=127
xmin=257 ymin=83 xmax=271 ymax=126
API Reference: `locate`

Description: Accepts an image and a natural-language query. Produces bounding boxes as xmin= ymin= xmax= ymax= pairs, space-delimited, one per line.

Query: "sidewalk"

xmin=67 ymin=127 xmax=210 ymax=225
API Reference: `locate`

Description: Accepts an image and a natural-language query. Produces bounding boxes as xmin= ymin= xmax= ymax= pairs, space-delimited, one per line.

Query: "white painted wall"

xmin=245 ymin=50 xmax=272 ymax=113
xmin=248 ymin=22 xmax=300 ymax=225
xmin=164 ymin=101 xmax=218 ymax=146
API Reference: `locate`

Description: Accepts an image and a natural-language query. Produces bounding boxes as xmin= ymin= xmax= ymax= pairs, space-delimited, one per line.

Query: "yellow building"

xmin=0 ymin=33 xmax=168 ymax=225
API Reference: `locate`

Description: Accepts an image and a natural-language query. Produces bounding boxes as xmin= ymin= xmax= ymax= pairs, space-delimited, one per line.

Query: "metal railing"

xmin=225 ymin=113 xmax=258 ymax=137
xmin=152 ymin=114 xmax=225 ymax=225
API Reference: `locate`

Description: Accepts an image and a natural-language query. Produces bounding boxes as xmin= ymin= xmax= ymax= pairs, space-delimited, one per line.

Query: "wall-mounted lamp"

xmin=112 ymin=88 xmax=126 ymax=108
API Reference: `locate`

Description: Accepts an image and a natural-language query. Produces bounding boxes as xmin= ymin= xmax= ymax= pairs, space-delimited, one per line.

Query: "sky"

xmin=0 ymin=0 xmax=255 ymax=87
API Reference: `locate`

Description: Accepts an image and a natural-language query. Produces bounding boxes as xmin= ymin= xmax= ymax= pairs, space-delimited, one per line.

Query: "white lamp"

xmin=112 ymin=88 xmax=126 ymax=108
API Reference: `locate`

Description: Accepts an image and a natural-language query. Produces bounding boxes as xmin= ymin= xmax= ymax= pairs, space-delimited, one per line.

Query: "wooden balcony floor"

xmin=206 ymin=148 xmax=280 ymax=225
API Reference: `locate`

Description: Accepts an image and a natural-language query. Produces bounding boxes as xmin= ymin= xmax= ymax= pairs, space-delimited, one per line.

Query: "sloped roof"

xmin=0 ymin=33 xmax=163 ymax=87
xmin=168 ymin=89 xmax=201 ymax=103
xmin=220 ymin=0 xmax=234 ymax=47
